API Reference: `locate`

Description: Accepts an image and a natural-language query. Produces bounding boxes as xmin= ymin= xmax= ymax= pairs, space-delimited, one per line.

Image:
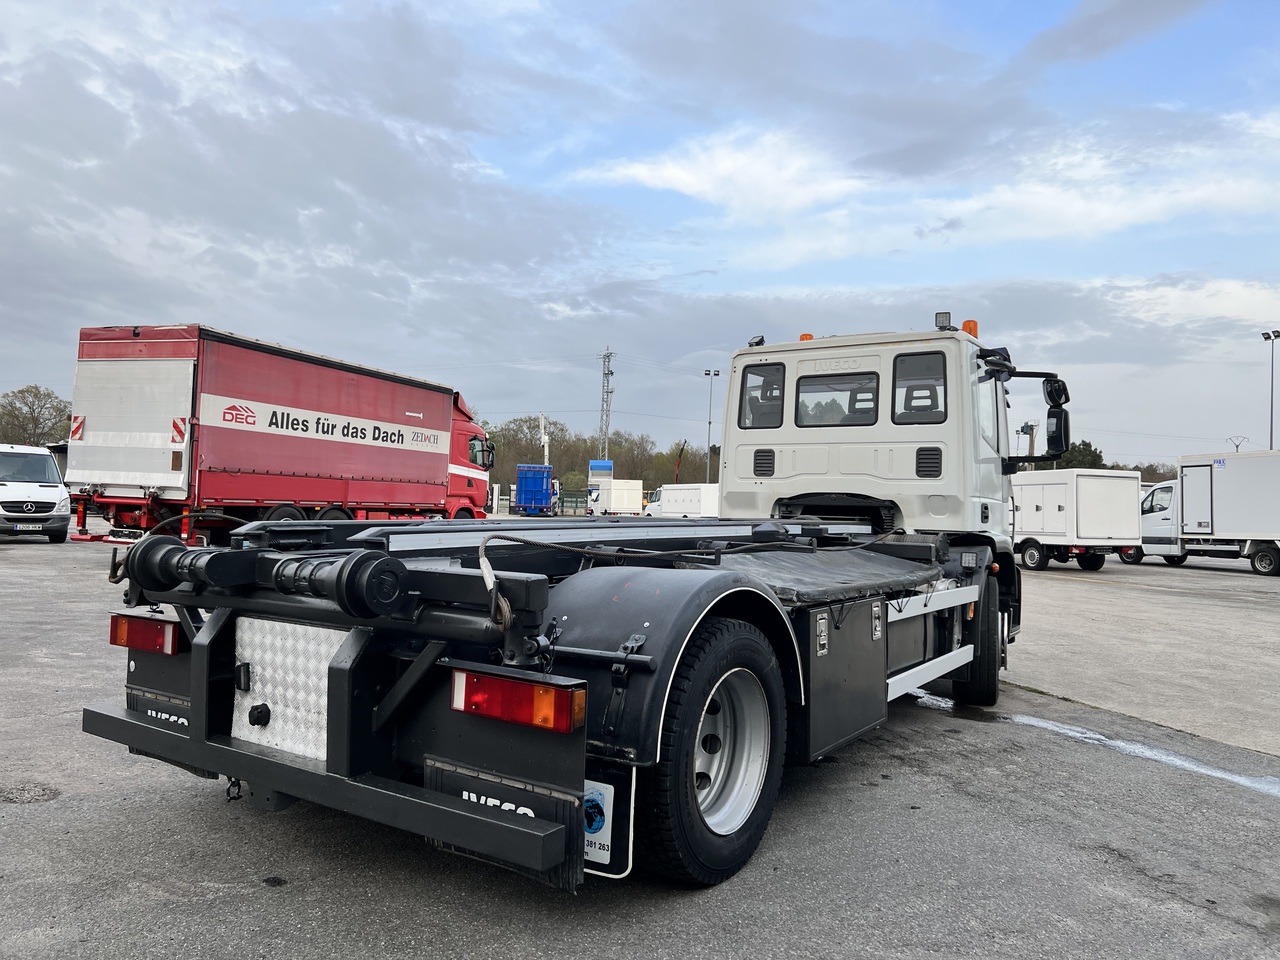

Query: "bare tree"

xmin=0 ymin=385 xmax=71 ymax=446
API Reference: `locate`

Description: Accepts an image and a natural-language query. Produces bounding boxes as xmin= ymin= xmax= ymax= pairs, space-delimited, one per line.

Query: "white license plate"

xmin=13 ymin=524 xmax=43 ymax=531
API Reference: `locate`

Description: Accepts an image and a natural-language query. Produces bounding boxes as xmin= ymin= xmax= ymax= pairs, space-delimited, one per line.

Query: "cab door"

xmin=1140 ymin=483 xmax=1177 ymax=555
xmin=973 ymin=372 xmax=1006 ymax=534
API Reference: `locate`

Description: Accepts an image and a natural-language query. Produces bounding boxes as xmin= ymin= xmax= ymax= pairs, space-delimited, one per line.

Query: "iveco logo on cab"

xmin=223 ymin=404 xmax=257 ymax=426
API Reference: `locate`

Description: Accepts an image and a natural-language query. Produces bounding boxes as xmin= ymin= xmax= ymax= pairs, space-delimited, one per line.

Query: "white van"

xmin=0 ymin=443 xmax=72 ymax=543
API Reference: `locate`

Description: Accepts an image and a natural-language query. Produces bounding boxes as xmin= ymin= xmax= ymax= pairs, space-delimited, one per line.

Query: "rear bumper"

xmin=82 ymin=702 xmax=566 ymax=873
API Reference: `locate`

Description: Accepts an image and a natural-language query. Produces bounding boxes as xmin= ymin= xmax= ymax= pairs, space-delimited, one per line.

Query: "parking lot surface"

xmin=1011 ymin=553 xmax=1280 ymax=757
xmin=2 ymin=536 xmax=1278 ymax=959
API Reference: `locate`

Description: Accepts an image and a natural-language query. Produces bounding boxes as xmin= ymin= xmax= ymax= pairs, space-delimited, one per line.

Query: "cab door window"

xmin=976 ymin=376 xmax=999 ymax=454
xmin=468 ymin=435 xmax=494 ymax=469
xmin=739 ymin=363 xmax=785 ymax=429
xmin=1144 ymin=487 xmax=1172 ymax=514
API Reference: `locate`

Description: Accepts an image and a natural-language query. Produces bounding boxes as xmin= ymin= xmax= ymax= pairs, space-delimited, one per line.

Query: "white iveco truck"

xmin=84 ymin=314 xmax=1069 ymax=892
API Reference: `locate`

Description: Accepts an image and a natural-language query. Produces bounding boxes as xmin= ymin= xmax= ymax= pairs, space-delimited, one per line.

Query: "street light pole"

xmin=1264 ymin=332 xmax=1280 ymax=450
xmin=704 ymin=369 xmax=719 ymax=483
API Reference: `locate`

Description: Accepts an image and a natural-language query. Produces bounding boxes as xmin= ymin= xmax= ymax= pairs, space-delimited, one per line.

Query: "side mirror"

xmin=1043 ymin=378 xmax=1070 ymax=407
xmin=1045 ymin=407 xmax=1070 ymax=456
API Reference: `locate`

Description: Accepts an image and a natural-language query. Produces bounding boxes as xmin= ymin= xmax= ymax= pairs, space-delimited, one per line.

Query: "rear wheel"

xmin=452 ymin=509 xmax=474 ymax=520
xmin=317 ymin=505 xmax=354 ymax=522
xmin=263 ymin=504 xmax=305 ymax=522
xmin=1118 ymin=546 xmax=1144 ymax=564
xmin=1077 ymin=553 xmax=1106 ymax=571
xmin=1251 ymin=546 xmax=1280 ymax=576
xmin=952 ymin=575 xmax=1000 ymax=707
xmin=637 ymin=618 xmax=786 ymax=886
xmin=1164 ymin=554 xmax=1188 ymax=566
xmin=1021 ymin=541 xmax=1049 ymax=571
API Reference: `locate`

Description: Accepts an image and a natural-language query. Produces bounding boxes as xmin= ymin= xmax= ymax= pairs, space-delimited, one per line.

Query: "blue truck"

xmin=514 ymin=463 xmax=559 ymax=516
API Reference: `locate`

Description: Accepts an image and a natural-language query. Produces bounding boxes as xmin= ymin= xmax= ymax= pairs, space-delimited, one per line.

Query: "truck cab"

xmin=720 ymin=325 xmax=1066 ymax=534
xmin=718 ymin=320 xmax=1071 ymax=622
xmin=448 ymin=393 xmax=494 ymax=519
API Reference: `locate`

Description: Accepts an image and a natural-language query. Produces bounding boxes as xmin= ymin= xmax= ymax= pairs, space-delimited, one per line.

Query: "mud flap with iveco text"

xmin=423 ymin=757 xmax=634 ymax=882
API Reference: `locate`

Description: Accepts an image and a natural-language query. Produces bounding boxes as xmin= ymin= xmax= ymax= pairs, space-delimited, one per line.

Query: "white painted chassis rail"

xmin=887 ymin=645 xmax=975 ymax=700
xmin=885 ymin=584 xmax=981 ymax=622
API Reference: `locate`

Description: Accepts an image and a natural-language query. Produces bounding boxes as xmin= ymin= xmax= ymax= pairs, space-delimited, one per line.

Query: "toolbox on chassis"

xmin=83 ymin=318 xmax=1070 ymax=892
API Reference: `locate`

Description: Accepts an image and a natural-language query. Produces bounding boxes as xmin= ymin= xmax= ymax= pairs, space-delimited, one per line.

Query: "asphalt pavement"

xmin=1 ymin=535 xmax=1278 ymax=959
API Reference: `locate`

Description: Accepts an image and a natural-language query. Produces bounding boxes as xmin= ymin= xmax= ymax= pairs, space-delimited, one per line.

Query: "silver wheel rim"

xmin=1260 ymin=553 xmax=1276 ymax=573
xmin=693 ymin=667 xmax=770 ymax=836
xmin=1026 ymin=546 xmax=1039 ymax=566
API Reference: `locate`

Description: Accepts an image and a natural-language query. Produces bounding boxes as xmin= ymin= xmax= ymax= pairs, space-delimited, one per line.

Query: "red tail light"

xmin=450 ymin=669 xmax=586 ymax=733
xmin=109 ymin=613 xmax=181 ymax=655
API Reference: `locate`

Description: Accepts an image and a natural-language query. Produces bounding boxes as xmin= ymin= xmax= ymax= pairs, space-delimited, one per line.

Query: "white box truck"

xmin=588 ymin=478 xmax=643 ymax=515
xmin=1011 ymin=468 xmax=1141 ymax=571
xmin=643 ymin=483 xmax=719 ymax=518
xmin=1127 ymin=451 xmax=1280 ymax=575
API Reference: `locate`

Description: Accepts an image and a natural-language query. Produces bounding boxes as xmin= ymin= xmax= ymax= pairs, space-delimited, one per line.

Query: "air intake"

xmin=916 ymin=447 xmax=942 ymax=479
xmin=753 ymin=449 xmax=775 ymax=478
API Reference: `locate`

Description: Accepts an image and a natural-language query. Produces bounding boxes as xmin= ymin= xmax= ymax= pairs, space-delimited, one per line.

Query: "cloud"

xmin=575 ymin=126 xmax=866 ymax=221
xmin=0 ymin=0 xmax=1275 ymax=470
xmin=0 ymin=2 xmax=622 ymax=397
xmin=1018 ymin=0 xmax=1214 ymax=66
xmin=577 ymin=106 xmax=1280 ymax=272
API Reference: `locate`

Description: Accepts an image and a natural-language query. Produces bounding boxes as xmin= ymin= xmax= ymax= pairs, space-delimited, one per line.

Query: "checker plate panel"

xmin=231 ymin=617 xmax=349 ymax=762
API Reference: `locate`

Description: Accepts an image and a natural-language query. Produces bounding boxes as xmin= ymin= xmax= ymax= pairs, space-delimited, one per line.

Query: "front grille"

xmin=915 ymin=447 xmax=943 ymax=479
xmin=1 ymin=501 xmax=55 ymax=514
xmin=753 ymin=449 xmax=775 ymax=478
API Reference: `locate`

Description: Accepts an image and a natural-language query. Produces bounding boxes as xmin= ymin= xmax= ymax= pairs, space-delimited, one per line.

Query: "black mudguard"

xmin=544 ymin=565 xmax=802 ymax=767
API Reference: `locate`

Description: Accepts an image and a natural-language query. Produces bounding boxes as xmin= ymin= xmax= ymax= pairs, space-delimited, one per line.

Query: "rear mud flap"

xmin=425 ymin=758 xmax=585 ymax=891
xmin=583 ymin=761 xmax=635 ymax=880
xmin=423 ymin=757 xmax=636 ymax=888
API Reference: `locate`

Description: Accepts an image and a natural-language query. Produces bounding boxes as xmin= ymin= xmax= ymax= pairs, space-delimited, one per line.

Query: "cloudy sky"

xmin=3 ymin=0 xmax=1279 ymax=464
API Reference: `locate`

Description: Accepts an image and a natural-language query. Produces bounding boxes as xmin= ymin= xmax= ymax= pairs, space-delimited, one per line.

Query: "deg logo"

xmin=222 ymin=404 xmax=257 ymax=426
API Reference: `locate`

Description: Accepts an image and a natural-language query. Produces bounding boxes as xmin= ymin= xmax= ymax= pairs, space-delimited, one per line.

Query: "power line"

xmin=612 ymin=356 xmax=709 ymax=377
xmin=1085 ymin=427 xmax=1231 ymax=443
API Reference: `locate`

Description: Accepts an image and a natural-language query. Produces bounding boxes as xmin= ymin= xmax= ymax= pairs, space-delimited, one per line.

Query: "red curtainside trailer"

xmin=66 ymin=325 xmax=493 ymax=542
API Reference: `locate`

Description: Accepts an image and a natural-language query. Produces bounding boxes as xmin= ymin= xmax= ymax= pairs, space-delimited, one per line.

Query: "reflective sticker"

xmin=583 ymin=779 xmax=615 ymax=864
